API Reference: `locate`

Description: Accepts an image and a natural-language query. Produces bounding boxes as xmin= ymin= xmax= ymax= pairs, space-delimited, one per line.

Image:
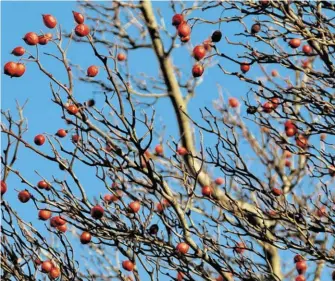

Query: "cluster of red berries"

xmin=284 ymin=120 xmax=308 ymax=149
xmin=3 ymin=14 xmax=57 ymax=78
xmin=73 ymin=11 xmax=90 ymax=37
xmin=294 ymin=255 xmax=307 ymax=281
xmin=262 ymin=97 xmax=280 ymax=113
xmin=172 ymin=14 xmax=191 ymax=42
xmin=37 ymin=259 xmax=61 ymax=279
xmin=50 ymin=215 xmax=68 ymax=233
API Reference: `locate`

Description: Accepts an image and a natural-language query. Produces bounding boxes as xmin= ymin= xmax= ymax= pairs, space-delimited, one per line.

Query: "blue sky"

xmin=1 ymin=1 xmax=333 ymax=280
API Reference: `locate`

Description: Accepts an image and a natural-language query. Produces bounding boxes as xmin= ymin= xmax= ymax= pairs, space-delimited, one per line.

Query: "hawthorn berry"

xmin=289 ymin=38 xmax=301 ymax=49
xmin=122 ymin=260 xmax=135 ymax=271
xmin=43 ymin=14 xmax=57 ymax=29
xmin=177 ymin=23 xmax=191 ymax=37
xmin=73 ymin=11 xmax=85 ymax=24
xmin=41 ymin=260 xmax=53 ymax=273
xmin=11 ymin=47 xmax=25 ymax=56
xmin=80 ymin=231 xmax=92 ymax=244
xmin=87 ymin=65 xmax=99 ymax=77
xmin=193 ymin=45 xmax=206 ymax=61
xmin=38 ymin=209 xmax=52 ymax=220
xmin=117 ymin=53 xmax=126 ymax=61
xmin=1 ymin=181 xmax=7 ymax=195
xmin=18 ymin=190 xmax=31 ymax=203
xmin=129 ymin=201 xmax=141 ymax=213
xmin=4 ymin=62 xmax=18 ymax=77
xmin=23 ymin=32 xmax=39 ymax=45
xmin=172 ymin=14 xmax=184 ymax=26
xmin=192 ymin=64 xmax=204 ymax=77
xmin=75 ymin=24 xmax=90 ymax=37
xmin=91 ymin=205 xmax=104 ymax=219
xmin=176 ymin=242 xmax=189 ymax=254
xmin=34 ymin=134 xmax=46 ymax=146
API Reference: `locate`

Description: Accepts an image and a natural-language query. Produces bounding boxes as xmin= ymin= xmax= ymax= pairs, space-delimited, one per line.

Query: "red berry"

xmin=192 ymin=64 xmax=204 ymax=77
xmin=295 ymin=275 xmax=306 ymax=281
xmin=50 ymin=217 xmax=58 ymax=227
xmin=201 ymin=186 xmax=213 ymax=197
xmin=72 ymin=135 xmax=80 ymax=143
xmin=271 ymin=97 xmax=280 ymax=109
xmin=13 ymin=63 xmax=25 ymax=77
xmin=177 ymin=147 xmax=188 ymax=156
xmin=73 ymin=11 xmax=84 ymax=24
xmin=228 ymin=97 xmax=239 ymax=108
xmin=67 ymin=104 xmax=79 ymax=115
xmin=49 ymin=267 xmax=60 ymax=279
xmin=56 ymin=129 xmax=67 ymax=138
xmin=53 ymin=216 xmax=66 ymax=226
xmin=11 ymin=46 xmax=25 ymax=56
xmin=122 ymin=260 xmax=134 ymax=271
xmin=176 ymin=242 xmax=189 ymax=254
xmin=57 ymin=224 xmax=67 ymax=233
xmin=235 ymin=242 xmax=246 ymax=254
xmin=177 ymin=23 xmax=191 ymax=37
xmin=296 ymin=261 xmax=307 ymax=274
xmin=129 ymin=201 xmax=141 ymax=213
xmin=104 ymin=191 xmax=122 ymax=203
xmin=43 ymin=14 xmax=57 ymax=29
xmin=271 ymin=70 xmax=279 ymax=77
xmin=4 ymin=62 xmax=18 ymax=77
xmin=38 ymin=209 xmax=52 ymax=220
xmin=156 ymin=202 xmax=165 ymax=213
xmin=23 ymin=32 xmax=39 ymax=45
xmin=117 ymin=53 xmax=126 ymax=61
xmin=75 ymin=24 xmax=90 ymax=37
xmin=215 ymin=178 xmax=224 ymax=185
xmin=41 ymin=260 xmax=53 ymax=273
xmin=296 ymin=134 xmax=308 ymax=149
xmin=87 ymin=65 xmax=99 ymax=77
xmin=172 ymin=14 xmax=184 ymax=26
xmin=285 ymin=160 xmax=291 ymax=167
xmin=18 ymin=190 xmax=31 ymax=203
xmin=240 ymin=63 xmax=250 ymax=73
xmin=285 ymin=120 xmax=296 ymax=129
xmin=251 ymin=23 xmax=261 ymax=34
xmin=193 ymin=45 xmax=206 ymax=61
xmin=294 ymin=254 xmax=304 ymax=263
xmin=262 ymin=102 xmax=274 ymax=113
xmin=1 ymin=181 xmax=7 ymax=195
xmin=155 ymin=144 xmax=163 ymax=155
xmin=37 ymin=180 xmax=50 ymax=190
xmin=34 ymin=134 xmax=46 ymax=146
xmin=91 ymin=205 xmax=104 ymax=219
xmin=289 ymin=38 xmax=301 ymax=49
xmin=80 ymin=231 xmax=92 ymax=244
xmin=271 ymin=187 xmax=283 ymax=196
xmin=302 ymin=44 xmax=312 ymax=55
xmin=285 ymin=127 xmax=297 ymax=138
xmin=38 ymin=35 xmax=50 ymax=45
xmin=316 ymin=206 xmax=326 ymax=217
